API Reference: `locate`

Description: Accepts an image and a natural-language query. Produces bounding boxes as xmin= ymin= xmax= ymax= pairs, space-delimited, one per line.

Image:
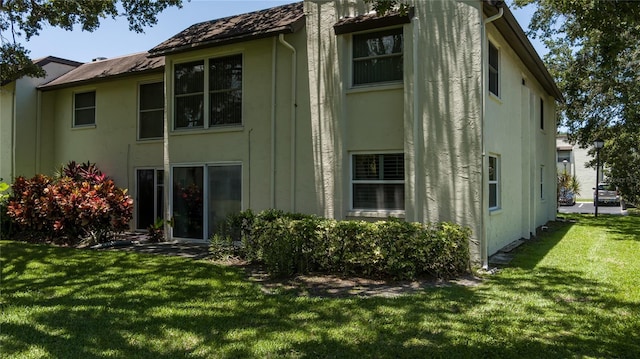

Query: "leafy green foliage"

xmin=5 ymin=162 xmax=133 ymax=244
xmin=515 ymin=0 xmax=640 ymax=205
xmin=0 ymin=0 xmax=182 ymax=83
xmin=211 ymin=210 xmax=471 ymax=279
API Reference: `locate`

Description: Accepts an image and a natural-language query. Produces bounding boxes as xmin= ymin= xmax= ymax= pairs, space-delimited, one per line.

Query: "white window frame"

xmin=350 ymin=27 xmax=404 ymax=88
xmin=73 ymin=90 xmax=96 ymax=127
xmin=170 ymin=162 xmax=243 ymax=240
xmin=172 ymin=54 xmax=243 ymax=131
xmin=350 ymin=152 xmax=405 ymax=214
xmin=138 ymin=81 xmax=165 ymax=140
xmin=489 ymin=155 xmax=500 ymax=210
xmin=488 ymin=41 xmax=500 ymax=97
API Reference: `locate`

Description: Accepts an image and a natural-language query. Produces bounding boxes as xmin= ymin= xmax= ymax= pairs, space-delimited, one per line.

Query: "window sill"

xmin=347 ymin=82 xmax=403 ymax=94
xmin=137 ymin=138 xmax=163 ymax=143
xmin=72 ymin=124 xmax=96 ymax=130
xmin=347 ymin=210 xmax=405 ymax=219
xmin=488 ymin=92 xmax=502 ymax=105
xmin=489 ymin=208 xmax=502 ymax=215
xmin=171 ymin=125 xmax=244 ymax=136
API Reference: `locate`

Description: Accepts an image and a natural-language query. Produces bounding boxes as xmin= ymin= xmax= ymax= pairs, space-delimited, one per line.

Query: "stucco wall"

xmin=0 ymin=82 xmax=15 ymax=182
xmin=406 ymin=0 xmax=484 ymax=261
xmin=306 ymin=0 xmax=485 ymax=260
xmin=42 ymin=72 xmax=164 ymax=188
xmin=164 ymin=31 xmax=313 ymax=219
xmin=485 ymin=22 xmax=557 ymax=255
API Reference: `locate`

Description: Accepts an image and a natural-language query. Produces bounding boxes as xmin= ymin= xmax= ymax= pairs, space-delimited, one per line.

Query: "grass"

xmin=2 ymin=213 xmax=639 ymax=358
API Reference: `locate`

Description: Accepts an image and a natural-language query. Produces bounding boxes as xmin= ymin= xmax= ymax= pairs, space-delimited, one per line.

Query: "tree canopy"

xmin=515 ymin=0 xmax=640 ymax=205
xmin=0 ymin=0 xmax=182 ymax=83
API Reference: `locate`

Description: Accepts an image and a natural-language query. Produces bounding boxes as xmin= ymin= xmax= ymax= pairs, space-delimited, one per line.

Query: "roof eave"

xmin=38 ymin=67 xmax=165 ymax=91
xmin=148 ymin=17 xmax=305 ymax=58
xmin=483 ymin=3 xmax=564 ymax=102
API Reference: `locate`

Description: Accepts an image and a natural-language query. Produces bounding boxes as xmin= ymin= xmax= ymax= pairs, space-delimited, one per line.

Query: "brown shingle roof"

xmin=39 ymin=52 xmax=164 ymax=90
xmin=148 ymin=1 xmax=304 ymax=57
xmin=333 ymin=8 xmax=413 ymax=35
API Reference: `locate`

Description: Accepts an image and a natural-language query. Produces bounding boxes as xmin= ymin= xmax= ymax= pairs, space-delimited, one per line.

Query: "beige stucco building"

xmin=1 ymin=0 xmax=561 ymax=267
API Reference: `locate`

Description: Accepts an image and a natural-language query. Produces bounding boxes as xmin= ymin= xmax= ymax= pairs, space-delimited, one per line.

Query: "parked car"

xmin=558 ymin=188 xmax=576 ymax=206
xmin=593 ymin=183 xmax=621 ymax=206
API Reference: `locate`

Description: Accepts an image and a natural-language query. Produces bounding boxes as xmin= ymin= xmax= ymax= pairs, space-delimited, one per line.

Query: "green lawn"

xmin=2 ymin=214 xmax=639 ymax=358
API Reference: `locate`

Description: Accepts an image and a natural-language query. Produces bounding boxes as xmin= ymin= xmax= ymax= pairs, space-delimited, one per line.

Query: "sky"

xmin=20 ymin=0 xmax=546 ymax=63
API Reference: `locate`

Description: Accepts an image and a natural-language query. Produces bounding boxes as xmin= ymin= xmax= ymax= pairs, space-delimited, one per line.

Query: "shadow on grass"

xmin=2 ymin=240 xmax=639 ymax=358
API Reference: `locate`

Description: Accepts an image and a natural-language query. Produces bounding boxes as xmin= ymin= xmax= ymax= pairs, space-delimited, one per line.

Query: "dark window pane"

xmin=173 ymin=167 xmax=204 ymax=239
xmin=489 ymin=157 xmax=497 ymax=181
xmin=210 ymin=90 xmax=242 ymax=125
xmin=208 ymin=165 xmax=242 ymax=238
xmin=353 ymin=183 xmax=404 ymax=210
xmin=488 ymin=42 xmax=499 ymax=96
xmin=140 ymin=82 xmax=164 ymax=110
xmin=209 ymin=55 xmax=242 ymax=91
xmin=75 ymin=108 xmax=95 ymax=126
xmin=137 ymin=169 xmax=155 ymax=230
xmin=489 ymin=183 xmax=497 ymax=208
xmin=75 ymin=92 xmax=95 ymax=108
xmin=175 ymin=95 xmax=204 ymax=128
xmin=353 ymin=154 xmax=380 ymax=180
xmin=174 ymin=61 xmax=204 ymax=95
xmin=353 ymin=29 xmax=403 ymax=58
xmin=353 ymin=28 xmax=403 ymax=85
xmin=383 ymin=154 xmax=404 ymax=180
xmin=139 ymin=110 xmax=164 ymax=138
xmin=156 ymin=170 xmax=164 ymax=222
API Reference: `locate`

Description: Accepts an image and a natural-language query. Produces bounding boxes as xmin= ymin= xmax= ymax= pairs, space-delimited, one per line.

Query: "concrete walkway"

xmin=90 ymin=233 xmax=210 ymax=260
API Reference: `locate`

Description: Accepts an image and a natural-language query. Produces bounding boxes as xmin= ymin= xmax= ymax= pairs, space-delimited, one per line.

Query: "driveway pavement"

xmin=558 ymin=201 xmax=627 ymax=215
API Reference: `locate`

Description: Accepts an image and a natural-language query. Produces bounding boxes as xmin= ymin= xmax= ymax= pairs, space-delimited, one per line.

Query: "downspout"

xmin=10 ymin=88 xmax=16 ymax=180
xmin=412 ymin=15 xmax=422 ymax=222
xmin=35 ymin=90 xmax=42 ymax=173
xmin=481 ymin=6 xmax=503 ymax=269
xmin=278 ymin=33 xmax=297 ymax=212
xmin=163 ymin=60 xmax=172 ymax=240
xmin=271 ymin=37 xmax=277 ymax=208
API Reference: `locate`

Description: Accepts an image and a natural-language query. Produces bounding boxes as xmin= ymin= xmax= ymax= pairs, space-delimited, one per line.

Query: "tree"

xmin=0 ymin=0 xmax=182 ymax=83
xmin=514 ymin=0 xmax=640 ymax=205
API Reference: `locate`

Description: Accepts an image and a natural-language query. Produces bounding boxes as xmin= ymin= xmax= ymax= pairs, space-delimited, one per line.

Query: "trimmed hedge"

xmin=211 ymin=209 xmax=471 ymax=279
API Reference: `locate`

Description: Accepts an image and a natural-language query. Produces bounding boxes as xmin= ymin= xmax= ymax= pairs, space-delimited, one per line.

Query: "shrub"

xmin=211 ymin=210 xmax=471 ymax=279
xmin=6 ymin=162 xmax=133 ymax=244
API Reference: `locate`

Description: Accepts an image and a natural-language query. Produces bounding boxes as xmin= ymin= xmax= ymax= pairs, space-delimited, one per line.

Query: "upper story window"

xmin=175 ymin=60 xmax=205 ymax=128
xmin=74 ymin=91 xmax=96 ymax=127
xmin=352 ymin=28 xmax=403 ymax=86
xmin=488 ymin=41 xmax=499 ymax=97
xmin=209 ymin=55 xmax=242 ymax=126
xmin=173 ymin=54 xmax=242 ymax=130
xmin=352 ymin=153 xmax=404 ymax=210
xmin=139 ymin=82 xmax=164 ymax=139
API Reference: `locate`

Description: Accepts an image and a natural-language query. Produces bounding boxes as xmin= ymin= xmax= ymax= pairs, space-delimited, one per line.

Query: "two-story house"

xmin=6 ymin=0 xmax=562 ymax=267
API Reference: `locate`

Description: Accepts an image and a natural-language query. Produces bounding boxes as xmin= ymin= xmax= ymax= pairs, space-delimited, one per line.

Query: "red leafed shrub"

xmin=6 ymin=162 xmax=133 ymax=244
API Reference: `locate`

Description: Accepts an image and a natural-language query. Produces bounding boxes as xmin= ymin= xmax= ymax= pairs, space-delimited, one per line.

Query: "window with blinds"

xmin=173 ymin=54 xmax=242 ymax=130
xmin=352 ymin=153 xmax=404 ymax=210
xmin=352 ymin=28 xmax=403 ymax=86
xmin=139 ymin=82 xmax=164 ymax=139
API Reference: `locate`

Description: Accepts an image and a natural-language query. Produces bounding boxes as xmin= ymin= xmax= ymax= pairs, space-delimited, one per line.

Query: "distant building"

xmin=556 ymin=134 xmax=602 ymax=199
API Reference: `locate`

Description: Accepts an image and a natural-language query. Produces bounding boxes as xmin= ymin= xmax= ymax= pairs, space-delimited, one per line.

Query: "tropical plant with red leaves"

xmin=6 ymin=163 xmax=133 ymax=244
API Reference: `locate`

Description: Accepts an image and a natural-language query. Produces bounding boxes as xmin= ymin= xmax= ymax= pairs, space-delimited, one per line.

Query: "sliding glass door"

xmin=172 ymin=164 xmax=241 ymax=240
xmin=136 ymin=169 xmax=164 ymax=230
